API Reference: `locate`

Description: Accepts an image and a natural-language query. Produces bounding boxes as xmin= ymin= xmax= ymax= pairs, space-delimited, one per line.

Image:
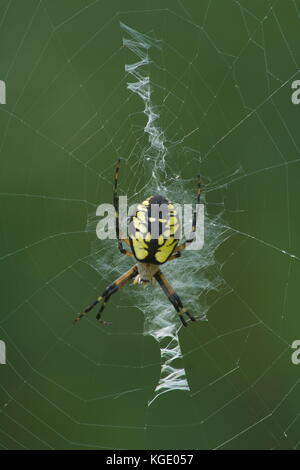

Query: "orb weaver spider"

xmin=75 ymin=159 xmax=203 ymax=327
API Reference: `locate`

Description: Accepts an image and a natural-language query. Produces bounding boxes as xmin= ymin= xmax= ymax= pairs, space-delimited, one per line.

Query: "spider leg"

xmin=114 ymin=158 xmax=133 ymax=257
xmin=174 ymin=174 xmax=203 ymax=253
xmin=154 ymin=269 xmax=197 ymax=327
xmin=168 ymin=251 xmax=181 ymax=261
xmin=74 ymin=265 xmax=138 ymax=324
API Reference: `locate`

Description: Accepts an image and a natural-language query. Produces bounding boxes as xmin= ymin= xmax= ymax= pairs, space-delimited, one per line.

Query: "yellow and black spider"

xmin=75 ymin=159 xmax=202 ymax=327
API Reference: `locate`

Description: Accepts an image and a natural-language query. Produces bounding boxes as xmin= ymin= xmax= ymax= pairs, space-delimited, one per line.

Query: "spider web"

xmin=0 ymin=0 xmax=300 ymax=450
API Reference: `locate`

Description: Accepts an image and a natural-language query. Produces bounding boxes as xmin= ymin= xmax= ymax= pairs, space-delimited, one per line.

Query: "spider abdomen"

xmin=129 ymin=195 xmax=180 ymax=265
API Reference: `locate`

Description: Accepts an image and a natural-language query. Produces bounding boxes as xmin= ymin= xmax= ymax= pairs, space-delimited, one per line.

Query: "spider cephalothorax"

xmin=75 ymin=159 xmax=202 ymax=327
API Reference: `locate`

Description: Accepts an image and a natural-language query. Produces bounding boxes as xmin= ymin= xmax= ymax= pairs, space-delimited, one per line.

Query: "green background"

xmin=0 ymin=0 xmax=300 ymax=450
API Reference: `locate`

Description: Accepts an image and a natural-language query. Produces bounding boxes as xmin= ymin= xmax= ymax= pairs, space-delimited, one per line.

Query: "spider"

xmin=75 ymin=159 xmax=203 ymax=327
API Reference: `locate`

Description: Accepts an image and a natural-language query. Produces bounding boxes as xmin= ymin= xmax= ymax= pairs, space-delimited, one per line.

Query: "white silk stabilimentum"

xmin=120 ymin=23 xmax=227 ymax=405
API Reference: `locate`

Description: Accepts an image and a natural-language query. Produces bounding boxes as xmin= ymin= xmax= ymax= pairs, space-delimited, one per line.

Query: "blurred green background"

xmin=0 ymin=0 xmax=300 ymax=450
